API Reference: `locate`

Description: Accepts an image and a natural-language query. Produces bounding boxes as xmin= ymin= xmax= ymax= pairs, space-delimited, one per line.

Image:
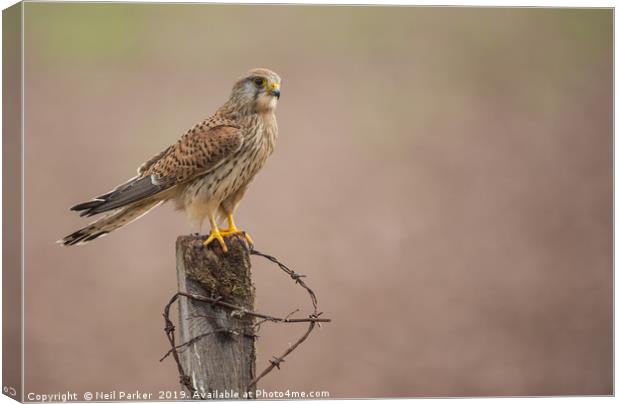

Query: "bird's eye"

xmin=253 ymin=77 xmax=265 ymax=87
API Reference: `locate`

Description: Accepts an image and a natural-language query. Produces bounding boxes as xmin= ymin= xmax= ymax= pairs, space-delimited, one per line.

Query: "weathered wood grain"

xmin=176 ymin=234 xmax=256 ymax=398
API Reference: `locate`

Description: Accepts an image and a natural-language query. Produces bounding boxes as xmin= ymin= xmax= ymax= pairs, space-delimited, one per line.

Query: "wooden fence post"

xmin=175 ymin=234 xmax=256 ymax=398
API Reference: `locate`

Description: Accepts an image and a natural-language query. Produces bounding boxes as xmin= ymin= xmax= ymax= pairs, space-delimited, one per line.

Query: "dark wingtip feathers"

xmin=69 ymin=177 xmax=161 ymax=218
xmin=70 ymin=200 xmax=104 ymax=212
xmin=70 ymin=200 xmax=107 ymax=217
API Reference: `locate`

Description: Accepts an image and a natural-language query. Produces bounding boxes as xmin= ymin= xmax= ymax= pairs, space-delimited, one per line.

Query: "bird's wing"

xmin=137 ymin=145 xmax=175 ymax=175
xmin=71 ymin=121 xmax=243 ymax=217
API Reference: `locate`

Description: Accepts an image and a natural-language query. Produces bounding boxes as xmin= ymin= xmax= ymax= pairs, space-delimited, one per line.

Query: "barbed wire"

xmin=161 ymin=244 xmax=331 ymax=393
xmin=162 ymin=292 xmax=196 ymax=394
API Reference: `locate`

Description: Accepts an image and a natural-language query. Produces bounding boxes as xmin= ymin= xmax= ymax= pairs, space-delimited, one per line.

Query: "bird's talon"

xmin=218 ymin=214 xmax=254 ymax=246
xmin=219 ymin=228 xmax=253 ymax=247
xmin=203 ymin=230 xmax=228 ymax=252
xmin=243 ymin=232 xmax=254 ymax=246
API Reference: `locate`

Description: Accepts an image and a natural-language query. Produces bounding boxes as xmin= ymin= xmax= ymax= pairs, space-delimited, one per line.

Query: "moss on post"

xmin=175 ymin=234 xmax=256 ymax=397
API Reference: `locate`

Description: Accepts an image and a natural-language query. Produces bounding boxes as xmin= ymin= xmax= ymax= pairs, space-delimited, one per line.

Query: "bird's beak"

xmin=269 ymin=83 xmax=281 ymax=99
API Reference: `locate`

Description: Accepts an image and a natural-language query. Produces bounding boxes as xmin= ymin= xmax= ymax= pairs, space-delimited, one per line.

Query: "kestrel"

xmin=60 ymin=68 xmax=281 ymax=251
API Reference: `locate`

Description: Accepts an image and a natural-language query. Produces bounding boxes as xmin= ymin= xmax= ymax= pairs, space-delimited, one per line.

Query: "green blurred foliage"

xmin=23 ymin=4 xmax=612 ymax=157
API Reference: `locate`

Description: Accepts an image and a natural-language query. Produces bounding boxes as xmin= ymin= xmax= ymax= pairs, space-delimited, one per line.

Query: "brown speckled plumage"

xmin=61 ymin=68 xmax=281 ymax=246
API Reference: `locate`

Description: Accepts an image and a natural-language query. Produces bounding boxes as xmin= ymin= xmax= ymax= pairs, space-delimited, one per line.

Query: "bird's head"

xmin=229 ymin=68 xmax=281 ymax=114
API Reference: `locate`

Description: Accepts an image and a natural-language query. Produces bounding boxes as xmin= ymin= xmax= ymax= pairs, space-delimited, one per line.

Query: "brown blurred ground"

xmin=21 ymin=4 xmax=611 ymax=398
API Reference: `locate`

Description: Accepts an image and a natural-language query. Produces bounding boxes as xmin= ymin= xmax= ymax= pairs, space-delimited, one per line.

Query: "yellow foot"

xmin=220 ymin=228 xmax=254 ymax=247
xmin=203 ymin=228 xmax=228 ymax=252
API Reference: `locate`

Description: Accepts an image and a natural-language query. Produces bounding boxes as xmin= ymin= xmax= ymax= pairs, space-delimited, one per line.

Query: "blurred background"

xmin=22 ymin=4 xmax=611 ymax=398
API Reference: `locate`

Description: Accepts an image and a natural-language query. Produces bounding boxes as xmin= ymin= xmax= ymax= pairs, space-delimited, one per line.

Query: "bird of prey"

xmin=60 ymin=68 xmax=281 ymax=251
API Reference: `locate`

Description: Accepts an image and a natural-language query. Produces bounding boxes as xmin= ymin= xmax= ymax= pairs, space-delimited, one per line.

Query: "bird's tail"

xmin=59 ymin=199 xmax=163 ymax=246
